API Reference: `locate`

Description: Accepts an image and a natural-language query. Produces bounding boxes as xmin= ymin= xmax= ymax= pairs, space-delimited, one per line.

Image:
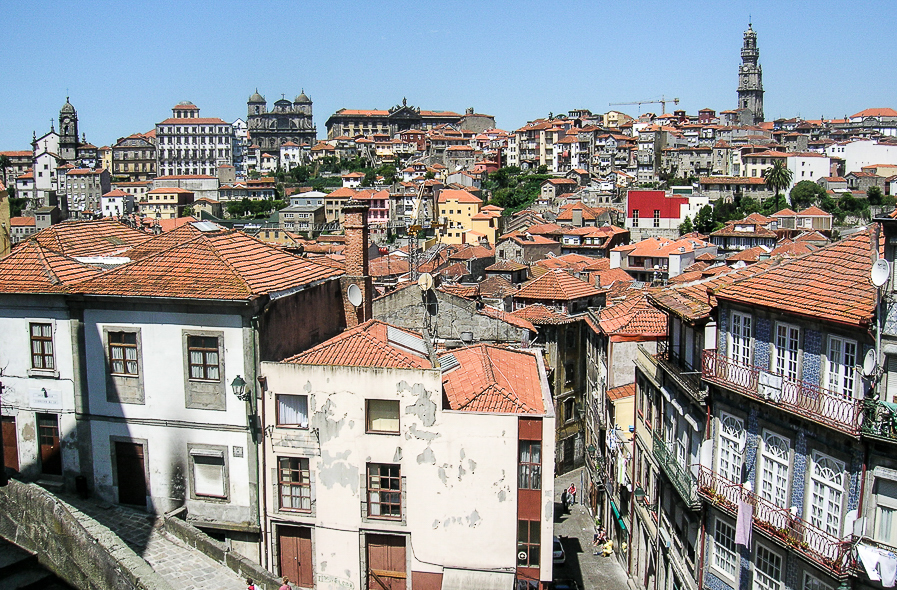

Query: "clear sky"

xmin=2 ymin=0 xmax=894 ymax=150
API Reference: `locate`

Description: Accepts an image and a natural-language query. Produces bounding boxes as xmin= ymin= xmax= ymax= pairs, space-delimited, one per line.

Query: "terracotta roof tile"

xmin=713 ymin=230 xmax=876 ymax=327
xmin=515 ymin=269 xmax=602 ymax=301
xmin=284 ymin=320 xmax=432 ymax=368
xmin=607 ymin=382 xmax=636 ymax=401
xmin=478 ymin=305 xmax=536 ymax=332
xmin=598 ymin=291 xmax=667 ymax=337
xmin=0 ymin=240 xmax=102 ymax=293
xmin=32 ymin=219 xmax=150 ymax=257
xmin=441 ymin=345 xmax=544 ymax=414
xmin=511 ymin=304 xmax=576 ymax=325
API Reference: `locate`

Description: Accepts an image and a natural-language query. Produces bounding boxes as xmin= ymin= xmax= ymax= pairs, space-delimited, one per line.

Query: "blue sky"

xmin=2 ymin=0 xmax=894 ymax=149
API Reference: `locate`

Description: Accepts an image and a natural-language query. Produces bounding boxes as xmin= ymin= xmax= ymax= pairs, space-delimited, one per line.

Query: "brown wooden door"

xmin=1 ymin=417 xmax=18 ymax=471
xmin=366 ymin=534 xmax=406 ymax=590
xmin=278 ymin=526 xmax=313 ymax=588
xmin=37 ymin=413 xmax=61 ymax=475
xmin=115 ymin=442 xmax=147 ymax=506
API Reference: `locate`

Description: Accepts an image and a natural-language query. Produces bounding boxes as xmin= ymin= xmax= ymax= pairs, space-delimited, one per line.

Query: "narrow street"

xmin=554 ymin=468 xmax=630 ymax=590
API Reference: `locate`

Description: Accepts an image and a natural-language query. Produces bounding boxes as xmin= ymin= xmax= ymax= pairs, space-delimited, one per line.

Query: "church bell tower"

xmin=736 ymin=23 xmax=764 ymax=125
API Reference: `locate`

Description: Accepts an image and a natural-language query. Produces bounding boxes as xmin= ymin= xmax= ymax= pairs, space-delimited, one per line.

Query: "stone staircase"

xmin=0 ymin=538 xmax=73 ymax=590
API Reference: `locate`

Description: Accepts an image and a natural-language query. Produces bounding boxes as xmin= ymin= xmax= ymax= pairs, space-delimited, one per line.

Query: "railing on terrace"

xmin=701 ymin=350 xmax=862 ymax=436
xmin=862 ymin=399 xmax=897 ymax=443
xmin=656 ymin=340 xmax=707 ymax=403
xmin=652 ymin=432 xmax=699 ymax=507
xmin=697 ymin=466 xmax=852 ymax=576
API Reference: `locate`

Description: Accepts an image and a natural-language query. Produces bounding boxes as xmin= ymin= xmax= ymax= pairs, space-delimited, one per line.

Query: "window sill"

xmin=276 ymin=424 xmax=310 ymax=430
xmin=193 ymin=494 xmax=229 ymax=503
xmin=366 ymin=430 xmax=401 ymax=436
xmin=110 ymin=373 xmax=139 ymax=378
xmin=28 ymin=368 xmax=59 ymax=379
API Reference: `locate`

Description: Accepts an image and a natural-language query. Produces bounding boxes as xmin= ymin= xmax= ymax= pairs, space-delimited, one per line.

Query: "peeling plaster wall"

xmin=0 ymin=297 xmax=80 ymax=483
xmin=261 ymin=360 xmax=545 ymax=588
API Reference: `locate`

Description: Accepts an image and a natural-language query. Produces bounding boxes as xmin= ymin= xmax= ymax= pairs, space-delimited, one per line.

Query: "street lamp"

xmin=231 ymin=375 xmax=251 ymax=402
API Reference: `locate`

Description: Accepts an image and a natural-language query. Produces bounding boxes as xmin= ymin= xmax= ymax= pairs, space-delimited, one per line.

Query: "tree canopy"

xmin=763 ymin=160 xmax=793 ymax=211
xmin=789 ymin=180 xmax=827 ymax=210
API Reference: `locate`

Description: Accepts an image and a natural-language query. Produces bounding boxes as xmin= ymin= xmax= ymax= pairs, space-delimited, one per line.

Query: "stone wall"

xmin=163 ymin=507 xmax=281 ymax=590
xmin=0 ymin=480 xmax=171 ymax=590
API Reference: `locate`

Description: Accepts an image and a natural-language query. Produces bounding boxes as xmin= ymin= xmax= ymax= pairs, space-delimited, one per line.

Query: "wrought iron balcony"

xmin=656 ymin=340 xmax=707 ymax=403
xmin=697 ymin=467 xmax=852 ymax=576
xmin=701 ymin=350 xmax=862 ymax=436
xmin=652 ymin=432 xmax=699 ymax=508
xmin=862 ymin=399 xmax=897 ymax=443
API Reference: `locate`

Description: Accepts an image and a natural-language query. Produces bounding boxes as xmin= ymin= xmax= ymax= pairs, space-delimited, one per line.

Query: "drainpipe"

xmin=250 ymin=311 xmax=265 ymax=568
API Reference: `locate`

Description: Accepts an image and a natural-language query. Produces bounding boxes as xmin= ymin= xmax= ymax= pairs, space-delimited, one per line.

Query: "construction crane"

xmin=609 ymin=96 xmax=680 ymax=114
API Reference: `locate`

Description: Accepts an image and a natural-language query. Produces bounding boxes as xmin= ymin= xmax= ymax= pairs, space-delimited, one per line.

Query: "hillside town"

xmin=2 ymin=21 xmax=897 ymax=590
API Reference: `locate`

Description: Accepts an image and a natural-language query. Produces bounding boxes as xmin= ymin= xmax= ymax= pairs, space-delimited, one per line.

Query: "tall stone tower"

xmin=58 ymin=97 xmax=79 ymax=161
xmin=737 ymin=23 xmax=764 ymax=125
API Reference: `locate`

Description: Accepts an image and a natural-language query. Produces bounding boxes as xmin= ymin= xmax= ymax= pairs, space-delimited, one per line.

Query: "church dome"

xmin=249 ymin=90 xmax=265 ymax=103
xmin=294 ymin=90 xmax=311 ymax=104
xmin=60 ymin=98 xmax=76 ymax=114
xmin=177 ymin=100 xmax=196 ymax=107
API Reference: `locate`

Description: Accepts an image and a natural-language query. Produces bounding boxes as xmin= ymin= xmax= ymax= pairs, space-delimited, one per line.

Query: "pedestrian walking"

xmin=247 ymin=578 xmax=259 ymax=590
xmin=560 ymin=488 xmax=569 ymax=514
xmin=280 ymin=576 xmax=291 ymax=590
xmin=567 ymin=483 xmax=576 ymax=510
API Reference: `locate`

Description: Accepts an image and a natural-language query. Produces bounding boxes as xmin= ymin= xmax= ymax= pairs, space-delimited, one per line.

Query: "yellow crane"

xmin=609 ymin=96 xmax=680 ymax=114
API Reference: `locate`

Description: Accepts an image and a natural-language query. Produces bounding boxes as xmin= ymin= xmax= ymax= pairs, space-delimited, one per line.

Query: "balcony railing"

xmin=697 ymin=466 xmax=852 ymax=576
xmin=701 ymin=350 xmax=862 ymax=436
xmin=861 ymin=399 xmax=897 ymax=443
xmin=652 ymin=432 xmax=699 ymax=507
xmin=656 ymin=340 xmax=707 ymax=403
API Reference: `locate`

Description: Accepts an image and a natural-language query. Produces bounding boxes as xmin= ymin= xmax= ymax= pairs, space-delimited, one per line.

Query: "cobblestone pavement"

xmin=554 ymin=468 xmax=631 ymax=590
xmin=59 ymin=493 xmax=246 ymax=590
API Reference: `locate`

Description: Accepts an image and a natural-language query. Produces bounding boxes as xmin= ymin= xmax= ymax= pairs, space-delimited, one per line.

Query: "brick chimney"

xmin=341 ymin=198 xmax=372 ymax=327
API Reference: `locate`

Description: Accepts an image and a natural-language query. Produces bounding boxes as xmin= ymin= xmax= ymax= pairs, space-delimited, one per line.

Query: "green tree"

xmin=867 ymin=185 xmax=884 ymax=206
xmin=789 ymin=180 xmax=827 ymax=210
xmin=763 ymin=160 xmax=793 ymax=212
xmin=678 ymin=216 xmax=694 ymax=235
xmin=693 ymin=205 xmax=716 ymax=234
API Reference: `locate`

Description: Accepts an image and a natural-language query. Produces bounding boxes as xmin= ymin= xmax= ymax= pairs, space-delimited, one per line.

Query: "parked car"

xmin=549 ymin=579 xmax=580 ymax=590
xmin=553 ymin=536 xmax=566 ymax=565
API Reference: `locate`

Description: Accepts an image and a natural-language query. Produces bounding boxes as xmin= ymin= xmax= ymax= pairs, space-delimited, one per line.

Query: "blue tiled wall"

xmin=755 ymin=318 xmax=771 ymax=370
xmin=848 ymin=446 xmax=864 ymax=511
xmin=744 ymin=408 xmax=760 ymax=482
xmin=705 ymin=571 xmax=736 ymax=590
xmin=790 ymin=431 xmax=807 ymax=511
xmin=803 ymin=329 xmax=824 ymax=387
xmin=719 ymin=305 xmax=728 ymax=352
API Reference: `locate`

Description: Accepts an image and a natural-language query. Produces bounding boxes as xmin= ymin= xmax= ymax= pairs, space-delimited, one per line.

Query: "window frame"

xmin=365 ymin=399 xmax=400 ymax=435
xmin=518 ymin=440 xmax=542 ymax=491
xmin=188 ymin=444 xmax=229 ymax=501
xmin=278 ymin=456 xmax=312 ymax=513
xmin=729 ymin=310 xmax=753 ymax=366
xmin=758 ymin=430 xmax=791 ymax=509
xmin=807 ymin=450 xmax=846 ymax=537
xmin=366 ymin=463 xmax=402 ymax=520
xmin=108 ymin=330 xmax=139 ymax=376
xmin=517 ymin=519 xmax=541 ymax=568
xmin=772 ymin=322 xmax=800 ymax=381
xmin=30 ymin=322 xmax=55 ymax=371
xmin=182 ymin=330 xmax=226 ymax=410
xmin=753 ymin=542 xmax=783 ymax=590
xmin=276 ymin=394 xmax=309 ymax=429
xmin=712 ymin=518 xmax=738 ymax=581
xmin=825 ymin=335 xmax=858 ymax=399
xmin=187 ymin=334 xmax=221 ymax=382
xmin=717 ymin=412 xmax=745 ymax=484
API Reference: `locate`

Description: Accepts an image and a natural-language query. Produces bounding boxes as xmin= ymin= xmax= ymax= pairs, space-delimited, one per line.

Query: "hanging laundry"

xmin=857 ymin=544 xmax=882 ymax=581
xmin=880 ymin=551 xmax=897 ymax=588
xmin=735 ymin=499 xmax=752 ymax=546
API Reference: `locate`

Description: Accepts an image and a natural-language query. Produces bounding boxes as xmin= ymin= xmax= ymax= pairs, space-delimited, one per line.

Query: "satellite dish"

xmin=863 ymin=348 xmax=878 ymax=377
xmin=871 ymin=259 xmax=891 ymax=287
xmin=347 ymin=283 xmax=363 ymax=307
xmin=418 ymin=272 xmax=434 ymax=292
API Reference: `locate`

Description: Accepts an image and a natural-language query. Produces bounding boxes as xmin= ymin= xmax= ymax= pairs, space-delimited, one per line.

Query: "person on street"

xmin=560 ymin=488 xmax=568 ymax=514
xmin=280 ymin=577 xmax=291 ymax=590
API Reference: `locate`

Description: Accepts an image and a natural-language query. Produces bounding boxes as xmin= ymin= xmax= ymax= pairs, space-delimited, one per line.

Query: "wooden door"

xmin=115 ymin=442 xmax=147 ymax=506
xmin=1 ymin=417 xmax=18 ymax=471
xmin=279 ymin=526 xmax=313 ymax=587
xmin=563 ymin=437 xmax=575 ymax=470
xmin=366 ymin=534 xmax=406 ymax=590
xmin=37 ymin=413 xmax=61 ymax=475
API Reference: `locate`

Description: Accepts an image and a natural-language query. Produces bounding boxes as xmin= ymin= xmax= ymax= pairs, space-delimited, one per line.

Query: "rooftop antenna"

xmin=868 ymin=257 xmax=891 ymax=384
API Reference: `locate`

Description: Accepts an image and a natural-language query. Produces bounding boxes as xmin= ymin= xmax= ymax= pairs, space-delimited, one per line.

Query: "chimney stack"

xmin=341 ymin=199 xmax=372 ymax=327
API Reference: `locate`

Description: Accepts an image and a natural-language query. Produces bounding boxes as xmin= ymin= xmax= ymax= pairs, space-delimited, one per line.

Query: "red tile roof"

xmin=31 ymin=219 xmax=150 ymax=257
xmin=713 ymin=230 xmax=877 ymax=327
xmin=511 ymin=304 xmax=576 ymax=325
xmin=437 ymin=189 xmax=482 ymax=204
xmin=0 ymin=240 xmax=102 ymax=293
xmin=607 ymin=382 xmax=636 ymax=401
xmin=284 ymin=320 xmax=432 ymax=368
xmin=478 ymin=305 xmax=536 ymax=332
xmin=486 ymin=260 xmax=527 ymax=272
xmin=10 ymin=217 xmax=36 ymax=227
xmin=515 ymin=269 xmax=602 ymax=301
xmin=71 ymin=224 xmax=342 ymax=301
xmin=441 ymin=345 xmax=544 ymax=414
xmin=598 ymin=291 xmax=667 ymax=338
